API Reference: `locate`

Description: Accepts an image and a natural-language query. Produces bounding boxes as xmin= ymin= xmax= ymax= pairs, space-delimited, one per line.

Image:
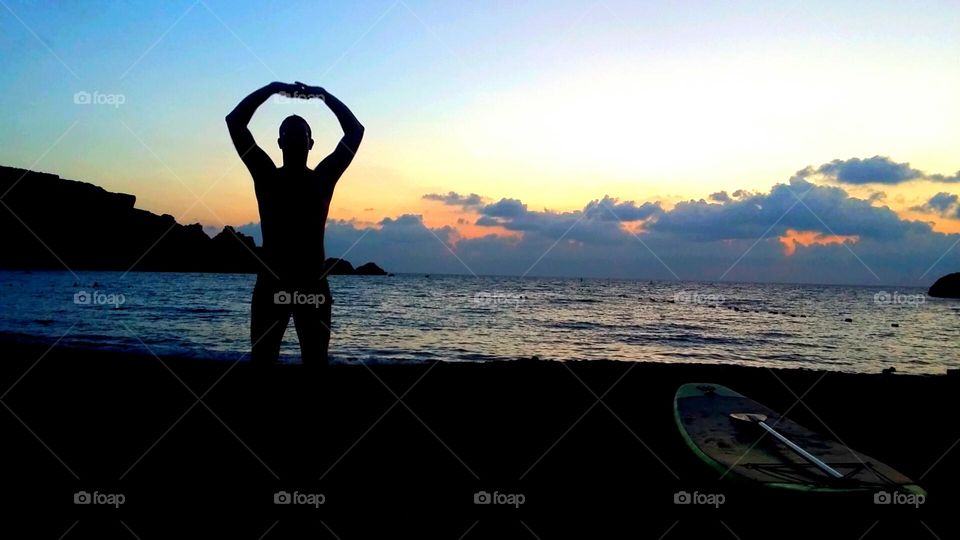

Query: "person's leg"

xmin=292 ymin=280 xmax=332 ymax=367
xmin=250 ymin=277 xmax=291 ymax=365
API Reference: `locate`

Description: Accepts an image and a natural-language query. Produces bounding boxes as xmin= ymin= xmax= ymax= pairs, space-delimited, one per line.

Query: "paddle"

xmin=729 ymin=413 xmax=845 ymax=480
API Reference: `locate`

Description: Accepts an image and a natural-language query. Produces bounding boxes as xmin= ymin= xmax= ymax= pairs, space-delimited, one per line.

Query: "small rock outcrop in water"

xmin=0 ymin=165 xmax=387 ymax=275
xmin=322 ymin=258 xmax=355 ymax=275
xmin=928 ymin=272 xmax=960 ymax=299
xmin=354 ymin=262 xmax=388 ymax=275
xmin=321 ymin=260 xmax=387 ymax=276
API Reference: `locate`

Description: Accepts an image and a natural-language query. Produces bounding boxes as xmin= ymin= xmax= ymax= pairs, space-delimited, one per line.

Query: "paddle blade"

xmin=729 ymin=412 xmax=768 ymax=425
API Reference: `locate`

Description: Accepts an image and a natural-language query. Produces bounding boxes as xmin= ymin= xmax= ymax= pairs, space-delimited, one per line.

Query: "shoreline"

xmin=1 ymin=332 xmax=953 ymax=376
xmin=0 ymin=331 xmax=953 ymax=377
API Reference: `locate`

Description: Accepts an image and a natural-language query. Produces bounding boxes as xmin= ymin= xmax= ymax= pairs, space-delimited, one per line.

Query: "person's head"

xmin=278 ymin=114 xmax=313 ymax=158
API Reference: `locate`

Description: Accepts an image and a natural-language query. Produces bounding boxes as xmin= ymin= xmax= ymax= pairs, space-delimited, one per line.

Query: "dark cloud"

xmin=475 ymin=196 xmax=660 ymax=244
xmin=911 ymin=192 xmax=960 ymax=218
xmin=476 ymin=198 xmax=637 ymax=246
xmin=481 ymin=198 xmax=527 ymax=218
xmin=927 ymin=192 xmax=959 ymax=212
xmin=928 ymin=172 xmax=960 ymax=183
xmin=815 ymin=156 xmax=924 ymax=185
xmin=422 ymin=191 xmax=485 ymax=208
xmin=325 ymin=215 xmax=465 ymax=274
xmin=474 ymin=215 xmax=500 ymax=227
xmin=649 ymin=178 xmax=924 ymax=242
xmin=709 ymin=191 xmax=730 ymax=203
xmin=582 ymin=196 xmax=663 ymax=221
xmin=807 ymin=156 xmax=960 ymax=185
xmin=380 ymin=214 xmax=423 ymax=227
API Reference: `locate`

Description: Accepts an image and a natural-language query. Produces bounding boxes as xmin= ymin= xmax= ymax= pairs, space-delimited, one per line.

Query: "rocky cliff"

xmin=0 ymin=165 xmax=386 ymax=276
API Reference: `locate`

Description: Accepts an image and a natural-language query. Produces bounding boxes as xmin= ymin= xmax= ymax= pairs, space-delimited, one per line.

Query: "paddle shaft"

xmin=757 ymin=420 xmax=844 ymax=479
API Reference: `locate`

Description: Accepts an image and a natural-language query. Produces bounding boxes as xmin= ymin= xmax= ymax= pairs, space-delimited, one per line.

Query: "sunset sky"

xmin=1 ymin=1 xmax=959 ymax=284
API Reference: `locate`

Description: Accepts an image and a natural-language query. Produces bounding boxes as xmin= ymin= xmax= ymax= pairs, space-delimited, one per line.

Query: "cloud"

xmin=709 ymin=191 xmax=730 ymax=203
xmin=481 ymin=198 xmax=527 ymax=218
xmin=911 ymin=192 xmax=960 ymax=218
xmin=926 ymin=192 xmax=959 ymax=212
xmin=648 ymin=178 xmax=922 ymax=242
xmin=582 ymin=196 xmax=663 ymax=222
xmin=227 ymin=216 xmax=464 ymax=274
xmin=422 ymin=191 xmax=485 ymax=208
xmin=230 ymin=159 xmax=960 ymax=285
xmin=805 ymin=156 xmax=960 ymax=185
xmin=324 ymin=215 xmax=466 ymax=274
xmin=929 ymin=172 xmax=960 ymax=183
xmin=475 ymin=197 xmax=636 ymax=245
xmin=816 ymin=156 xmax=924 ymax=185
xmin=474 ymin=215 xmax=500 ymax=227
xmin=450 ymin=177 xmax=952 ymax=283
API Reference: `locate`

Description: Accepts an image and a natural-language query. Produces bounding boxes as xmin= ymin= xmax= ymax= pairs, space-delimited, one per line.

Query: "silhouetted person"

xmin=226 ymin=81 xmax=364 ymax=366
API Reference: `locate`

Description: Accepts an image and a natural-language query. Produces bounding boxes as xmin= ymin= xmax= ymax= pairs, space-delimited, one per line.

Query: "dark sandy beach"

xmin=1 ymin=340 xmax=956 ymax=538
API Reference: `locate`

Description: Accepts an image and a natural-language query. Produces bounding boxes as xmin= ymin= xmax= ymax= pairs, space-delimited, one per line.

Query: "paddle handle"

xmin=757 ymin=421 xmax=844 ymax=479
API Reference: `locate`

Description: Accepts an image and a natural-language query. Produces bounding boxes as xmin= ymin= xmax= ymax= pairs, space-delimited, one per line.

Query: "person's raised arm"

xmin=295 ymin=83 xmax=364 ymax=182
xmin=225 ymin=82 xmax=289 ymax=176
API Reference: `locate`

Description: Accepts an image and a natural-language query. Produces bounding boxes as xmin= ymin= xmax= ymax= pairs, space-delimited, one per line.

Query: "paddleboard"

xmin=674 ymin=383 xmax=925 ymax=495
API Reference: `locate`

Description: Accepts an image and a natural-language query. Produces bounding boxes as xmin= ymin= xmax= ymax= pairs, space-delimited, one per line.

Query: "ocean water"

xmin=0 ymin=270 xmax=957 ymax=374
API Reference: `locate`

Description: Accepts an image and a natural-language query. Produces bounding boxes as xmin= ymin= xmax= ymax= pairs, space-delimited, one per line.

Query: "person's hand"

xmin=293 ymin=81 xmax=325 ymax=100
xmin=272 ymin=82 xmax=303 ymax=97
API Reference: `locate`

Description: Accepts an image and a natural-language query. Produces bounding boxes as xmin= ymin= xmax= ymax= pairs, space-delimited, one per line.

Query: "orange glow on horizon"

xmin=419 ymin=201 xmax=521 ymax=242
xmin=778 ymin=229 xmax=860 ymax=256
xmin=896 ymin=210 xmax=960 ymax=235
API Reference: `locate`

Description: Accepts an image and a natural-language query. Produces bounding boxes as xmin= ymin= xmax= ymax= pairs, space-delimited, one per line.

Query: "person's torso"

xmin=254 ymin=166 xmax=332 ymax=280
